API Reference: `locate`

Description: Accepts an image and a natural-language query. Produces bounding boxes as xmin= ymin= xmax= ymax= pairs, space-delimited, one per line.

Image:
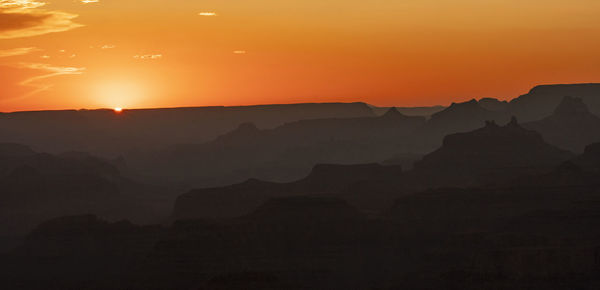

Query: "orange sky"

xmin=1 ymin=0 xmax=599 ymax=112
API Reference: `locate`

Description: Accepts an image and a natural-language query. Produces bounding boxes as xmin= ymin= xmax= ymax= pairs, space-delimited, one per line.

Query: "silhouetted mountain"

xmin=508 ymin=83 xmax=600 ymax=122
xmin=132 ymin=109 xmax=423 ymax=187
xmin=173 ymin=163 xmax=403 ymax=220
xmin=413 ymin=117 xmax=573 ymax=187
xmin=478 ymin=97 xmax=509 ymax=112
xmin=369 ymin=105 xmax=446 ymax=117
xmin=525 ymin=96 xmax=600 ymax=152
xmin=4 ymin=84 xmax=600 ymax=289
xmin=0 ymin=103 xmax=374 ymax=157
xmin=417 ymin=99 xmax=510 ymax=152
xmin=0 ymin=144 xmax=167 ymax=237
xmin=173 ymin=119 xmax=578 ymax=220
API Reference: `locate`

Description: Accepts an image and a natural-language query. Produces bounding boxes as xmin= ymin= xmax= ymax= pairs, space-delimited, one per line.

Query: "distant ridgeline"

xmin=0 ymin=84 xmax=598 ymax=158
xmin=127 ymin=83 xmax=600 ymax=187
xmin=0 ymin=83 xmax=598 ymax=191
xmin=2 ymin=84 xmax=600 ymax=289
xmin=0 ymin=102 xmax=375 ymax=156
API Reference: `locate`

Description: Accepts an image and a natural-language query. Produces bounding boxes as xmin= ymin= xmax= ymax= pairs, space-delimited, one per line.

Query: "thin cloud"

xmin=133 ymin=54 xmax=163 ymax=60
xmin=233 ymin=50 xmax=247 ymax=54
xmin=0 ymin=0 xmax=45 ymax=10
xmin=101 ymin=44 xmax=116 ymax=49
xmin=0 ymin=0 xmax=83 ymax=39
xmin=0 ymin=47 xmax=40 ymax=58
xmin=198 ymin=12 xmax=217 ymax=16
xmin=80 ymin=0 xmax=99 ymax=3
xmin=16 ymin=62 xmax=85 ymax=98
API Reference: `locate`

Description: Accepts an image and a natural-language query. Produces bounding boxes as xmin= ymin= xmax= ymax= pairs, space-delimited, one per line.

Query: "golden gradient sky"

xmin=1 ymin=0 xmax=599 ymax=111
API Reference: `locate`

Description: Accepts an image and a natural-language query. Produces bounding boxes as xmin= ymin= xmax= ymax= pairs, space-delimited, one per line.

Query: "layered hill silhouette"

xmin=6 ymin=168 xmax=600 ymax=290
xmin=3 ymin=127 xmax=600 ymax=289
xmin=416 ymin=99 xmax=511 ymax=151
xmin=525 ymin=96 xmax=600 ymax=153
xmin=508 ymin=83 xmax=600 ymax=122
xmin=413 ymin=117 xmax=573 ymax=187
xmin=0 ymin=102 xmax=374 ymax=157
xmin=0 ymin=144 xmax=166 ymax=237
xmin=172 ymin=118 xmax=572 ymax=220
xmin=173 ymin=163 xmax=403 ymax=220
xmin=3 ymin=83 xmax=600 ymax=289
xmin=133 ymin=91 xmax=596 ymax=187
xmin=369 ymin=104 xmax=446 ymax=117
xmin=0 ymin=83 xmax=598 ymax=190
xmin=130 ymin=108 xmax=424 ymax=187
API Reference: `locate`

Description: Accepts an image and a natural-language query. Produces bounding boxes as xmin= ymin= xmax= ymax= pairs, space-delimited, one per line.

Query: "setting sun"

xmin=1 ymin=0 xmax=600 ymax=111
xmin=1 ymin=1 xmax=600 ymax=287
xmin=94 ymin=80 xmax=144 ymax=110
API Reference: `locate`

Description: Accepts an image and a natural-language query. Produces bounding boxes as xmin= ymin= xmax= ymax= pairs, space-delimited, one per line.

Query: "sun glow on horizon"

xmin=1 ymin=0 xmax=600 ymax=111
xmin=94 ymin=80 xmax=144 ymax=110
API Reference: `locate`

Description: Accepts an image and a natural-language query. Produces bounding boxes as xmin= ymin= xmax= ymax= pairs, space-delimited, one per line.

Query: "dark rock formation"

xmin=172 ymin=163 xmax=403 ymax=220
xmin=479 ymin=97 xmax=509 ymax=112
xmin=414 ymin=117 xmax=573 ymax=187
xmin=2 ymin=215 xmax=162 ymax=289
xmin=525 ymin=96 xmax=600 ymax=152
xmin=138 ymin=108 xmax=423 ymax=187
xmin=369 ymin=105 xmax=446 ymax=117
xmin=0 ymin=103 xmax=374 ymax=157
xmin=0 ymin=144 xmax=165 ymax=237
xmin=508 ymin=83 xmax=600 ymax=122
xmin=417 ymin=99 xmax=510 ymax=152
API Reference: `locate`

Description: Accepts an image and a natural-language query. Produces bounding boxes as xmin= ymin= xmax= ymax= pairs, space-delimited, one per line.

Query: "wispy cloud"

xmin=0 ymin=47 xmax=40 ymax=58
xmin=233 ymin=50 xmax=247 ymax=54
xmin=16 ymin=62 xmax=85 ymax=98
xmin=0 ymin=0 xmax=83 ymax=39
xmin=198 ymin=12 xmax=217 ymax=16
xmin=0 ymin=0 xmax=45 ymax=10
xmin=101 ymin=44 xmax=116 ymax=49
xmin=80 ymin=0 xmax=99 ymax=3
xmin=133 ymin=54 xmax=163 ymax=60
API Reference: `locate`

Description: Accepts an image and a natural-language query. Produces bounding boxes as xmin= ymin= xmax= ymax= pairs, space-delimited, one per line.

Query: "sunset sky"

xmin=1 ymin=0 xmax=599 ymax=112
